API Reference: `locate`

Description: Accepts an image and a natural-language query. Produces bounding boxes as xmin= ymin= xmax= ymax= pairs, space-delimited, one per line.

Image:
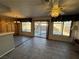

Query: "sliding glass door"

xmin=34 ymin=21 xmax=48 ymax=38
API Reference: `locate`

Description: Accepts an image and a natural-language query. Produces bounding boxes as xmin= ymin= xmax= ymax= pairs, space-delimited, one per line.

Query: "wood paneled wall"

xmin=0 ymin=16 xmax=15 ymax=33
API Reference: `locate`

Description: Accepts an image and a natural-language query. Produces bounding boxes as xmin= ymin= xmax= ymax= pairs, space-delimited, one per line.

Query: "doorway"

xmin=34 ymin=21 xmax=48 ymax=38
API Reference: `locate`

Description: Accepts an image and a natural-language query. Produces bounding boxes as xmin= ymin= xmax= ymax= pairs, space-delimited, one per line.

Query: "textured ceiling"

xmin=0 ymin=0 xmax=79 ymax=18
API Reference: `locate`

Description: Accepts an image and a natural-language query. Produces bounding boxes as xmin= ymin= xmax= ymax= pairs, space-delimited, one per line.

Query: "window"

xmin=53 ymin=21 xmax=71 ymax=36
xmin=63 ymin=21 xmax=71 ymax=36
xmin=22 ymin=22 xmax=31 ymax=32
xmin=53 ymin=22 xmax=63 ymax=35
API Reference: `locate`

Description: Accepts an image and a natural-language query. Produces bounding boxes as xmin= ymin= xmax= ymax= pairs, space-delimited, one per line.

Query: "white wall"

xmin=72 ymin=21 xmax=79 ymax=39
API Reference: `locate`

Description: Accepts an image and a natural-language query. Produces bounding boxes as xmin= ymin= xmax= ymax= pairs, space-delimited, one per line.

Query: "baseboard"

xmin=0 ymin=48 xmax=15 ymax=58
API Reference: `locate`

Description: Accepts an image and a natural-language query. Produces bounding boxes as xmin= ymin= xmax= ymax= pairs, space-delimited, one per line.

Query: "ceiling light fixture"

xmin=50 ymin=0 xmax=64 ymax=17
xmin=51 ymin=4 xmax=61 ymax=17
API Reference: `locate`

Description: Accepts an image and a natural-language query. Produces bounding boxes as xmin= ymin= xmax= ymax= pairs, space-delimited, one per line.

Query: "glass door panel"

xmin=34 ymin=21 xmax=48 ymax=38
